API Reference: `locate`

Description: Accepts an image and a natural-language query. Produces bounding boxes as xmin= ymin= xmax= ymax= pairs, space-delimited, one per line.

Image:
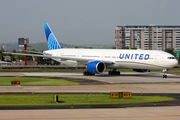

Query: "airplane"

xmin=11 ymin=23 xmax=179 ymax=78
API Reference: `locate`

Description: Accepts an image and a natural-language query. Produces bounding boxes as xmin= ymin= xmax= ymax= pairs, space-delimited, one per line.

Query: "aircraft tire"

xmin=83 ymin=71 xmax=86 ymax=76
xmin=162 ymin=75 xmax=167 ymax=78
xmin=108 ymin=71 xmax=112 ymax=75
xmin=109 ymin=71 xmax=120 ymax=75
xmin=83 ymin=71 xmax=95 ymax=76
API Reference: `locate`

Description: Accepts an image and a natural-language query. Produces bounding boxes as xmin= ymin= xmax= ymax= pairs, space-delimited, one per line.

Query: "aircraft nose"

xmin=174 ymin=59 xmax=179 ymax=67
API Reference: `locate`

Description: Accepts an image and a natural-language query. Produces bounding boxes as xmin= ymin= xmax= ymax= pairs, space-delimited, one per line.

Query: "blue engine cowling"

xmin=86 ymin=61 xmax=106 ymax=74
xmin=133 ymin=69 xmax=149 ymax=72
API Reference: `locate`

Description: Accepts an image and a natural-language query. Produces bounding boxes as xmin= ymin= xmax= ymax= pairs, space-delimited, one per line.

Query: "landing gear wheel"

xmin=83 ymin=71 xmax=87 ymax=75
xmin=108 ymin=71 xmax=112 ymax=75
xmin=162 ymin=69 xmax=168 ymax=78
xmin=83 ymin=71 xmax=95 ymax=76
xmin=108 ymin=69 xmax=120 ymax=75
xmin=162 ymin=74 xmax=167 ymax=78
xmin=165 ymin=75 xmax=167 ymax=78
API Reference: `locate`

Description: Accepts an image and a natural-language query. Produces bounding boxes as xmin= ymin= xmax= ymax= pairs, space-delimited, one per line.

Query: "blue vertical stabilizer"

xmin=43 ymin=23 xmax=61 ymax=50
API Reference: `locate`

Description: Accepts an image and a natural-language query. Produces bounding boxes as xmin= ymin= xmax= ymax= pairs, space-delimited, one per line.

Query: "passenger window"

xmin=167 ymin=57 xmax=175 ymax=59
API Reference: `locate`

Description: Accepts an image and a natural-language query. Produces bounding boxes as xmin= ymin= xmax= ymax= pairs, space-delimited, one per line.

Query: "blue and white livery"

xmin=43 ymin=23 xmax=61 ymax=50
xmin=12 ymin=23 xmax=178 ymax=78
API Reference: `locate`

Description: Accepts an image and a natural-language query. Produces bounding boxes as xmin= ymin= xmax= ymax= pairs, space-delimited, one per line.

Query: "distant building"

xmin=1 ymin=45 xmax=6 ymax=51
xmin=0 ymin=61 xmax=12 ymax=66
xmin=115 ymin=25 xmax=180 ymax=51
xmin=3 ymin=56 xmax=11 ymax=62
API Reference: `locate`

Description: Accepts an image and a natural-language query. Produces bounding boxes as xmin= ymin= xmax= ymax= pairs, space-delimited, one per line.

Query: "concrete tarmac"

xmin=0 ymin=72 xmax=180 ymax=94
xmin=1 ymin=72 xmax=180 ymax=84
xmin=0 ymin=106 xmax=180 ymax=120
xmin=0 ymin=72 xmax=180 ymax=120
xmin=1 ymin=84 xmax=180 ymax=94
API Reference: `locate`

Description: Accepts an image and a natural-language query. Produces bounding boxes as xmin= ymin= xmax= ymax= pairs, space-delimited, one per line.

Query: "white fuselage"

xmin=44 ymin=49 xmax=178 ymax=70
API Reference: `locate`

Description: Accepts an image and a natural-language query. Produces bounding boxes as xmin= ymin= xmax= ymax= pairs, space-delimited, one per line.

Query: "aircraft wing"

xmin=11 ymin=53 xmax=114 ymax=64
xmin=22 ymin=50 xmax=51 ymax=55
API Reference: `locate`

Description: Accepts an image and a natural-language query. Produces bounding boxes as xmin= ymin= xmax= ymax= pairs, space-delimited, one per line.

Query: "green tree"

xmin=86 ymin=47 xmax=93 ymax=49
xmin=13 ymin=49 xmax=38 ymax=61
xmin=0 ymin=50 xmax=3 ymax=61
xmin=13 ymin=50 xmax=16 ymax=53
xmin=10 ymin=50 xmax=17 ymax=61
xmin=112 ymin=47 xmax=116 ymax=49
xmin=131 ymin=48 xmax=137 ymax=50
xmin=165 ymin=48 xmax=176 ymax=57
xmin=122 ymin=46 xmax=129 ymax=49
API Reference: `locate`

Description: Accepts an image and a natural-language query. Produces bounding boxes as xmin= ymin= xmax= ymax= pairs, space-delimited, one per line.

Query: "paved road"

xmin=0 ymin=106 xmax=180 ymax=120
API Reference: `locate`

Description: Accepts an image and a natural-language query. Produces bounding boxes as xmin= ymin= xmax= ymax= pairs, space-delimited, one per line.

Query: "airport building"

xmin=115 ymin=25 xmax=180 ymax=51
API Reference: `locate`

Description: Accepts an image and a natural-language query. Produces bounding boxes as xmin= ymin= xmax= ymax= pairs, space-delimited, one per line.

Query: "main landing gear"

xmin=162 ymin=69 xmax=167 ymax=78
xmin=108 ymin=69 xmax=120 ymax=75
xmin=83 ymin=71 xmax=95 ymax=76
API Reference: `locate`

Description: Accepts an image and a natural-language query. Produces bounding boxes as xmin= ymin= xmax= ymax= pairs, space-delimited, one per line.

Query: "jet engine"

xmin=86 ymin=61 xmax=106 ymax=74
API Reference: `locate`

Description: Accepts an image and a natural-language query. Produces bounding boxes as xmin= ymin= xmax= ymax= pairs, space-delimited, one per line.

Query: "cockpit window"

xmin=167 ymin=57 xmax=175 ymax=59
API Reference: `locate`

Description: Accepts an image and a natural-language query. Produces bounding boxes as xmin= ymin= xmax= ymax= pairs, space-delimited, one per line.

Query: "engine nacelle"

xmin=87 ymin=61 xmax=106 ymax=74
xmin=133 ymin=69 xmax=149 ymax=72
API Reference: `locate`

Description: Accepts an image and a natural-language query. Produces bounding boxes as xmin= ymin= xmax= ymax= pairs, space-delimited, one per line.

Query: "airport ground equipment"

xmin=11 ymin=81 xmax=20 ymax=85
xmin=53 ymin=94 xmax=58 ymax=102
xmin=110 ymin=92 xmax=132 ymax=98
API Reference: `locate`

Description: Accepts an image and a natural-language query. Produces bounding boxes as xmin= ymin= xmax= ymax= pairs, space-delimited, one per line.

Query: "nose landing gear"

xmin=162 ymin=69 xmax=167 ymax=78
xmin=162 ymin=74 xmax=167 ymax=78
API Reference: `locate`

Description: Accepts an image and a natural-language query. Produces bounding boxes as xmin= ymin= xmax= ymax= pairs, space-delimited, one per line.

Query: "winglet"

xmin=43 ymin=23 xmax=61 ymax=50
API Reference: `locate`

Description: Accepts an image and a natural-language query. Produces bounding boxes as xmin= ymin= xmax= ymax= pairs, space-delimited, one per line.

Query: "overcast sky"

xmin=0 ymin=0 xmax=180 ymax=45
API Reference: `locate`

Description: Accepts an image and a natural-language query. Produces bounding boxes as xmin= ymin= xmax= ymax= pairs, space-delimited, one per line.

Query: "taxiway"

xmin=0 ymin=72 xmax=180 ymax=120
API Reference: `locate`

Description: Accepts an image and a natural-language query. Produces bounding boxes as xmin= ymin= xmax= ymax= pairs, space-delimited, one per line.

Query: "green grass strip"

xmin=0 ymin=77 xmax=79 ymax=85
xmin=0 ymin=94 xmax=176 ymax=106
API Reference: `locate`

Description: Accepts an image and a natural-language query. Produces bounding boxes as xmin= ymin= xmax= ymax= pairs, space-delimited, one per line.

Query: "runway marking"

xmin=2 ymin=114 xmax=180 ymax=119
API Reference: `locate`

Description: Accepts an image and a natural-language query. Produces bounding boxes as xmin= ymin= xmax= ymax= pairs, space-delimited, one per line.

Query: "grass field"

xmin=0 ymin=94 xmax=176 ymax=106
xmin=0 ymin=77 xmax=79 ymax=85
